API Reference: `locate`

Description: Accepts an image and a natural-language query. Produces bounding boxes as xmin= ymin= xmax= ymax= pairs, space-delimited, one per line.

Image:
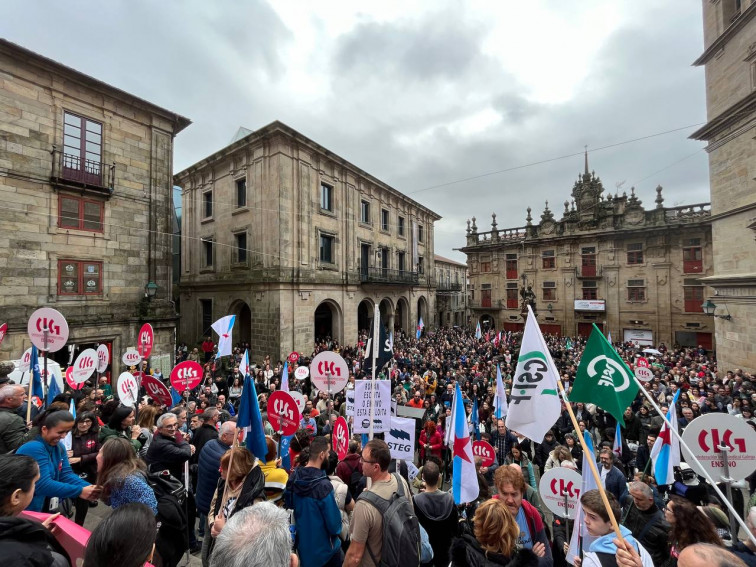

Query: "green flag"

xmin=570 ymin=324 xmax=638 ymax=425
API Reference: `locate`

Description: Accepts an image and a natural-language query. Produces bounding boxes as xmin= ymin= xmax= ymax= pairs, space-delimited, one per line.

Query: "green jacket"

xmin=99 ymin=424 xmax=141 ymax=453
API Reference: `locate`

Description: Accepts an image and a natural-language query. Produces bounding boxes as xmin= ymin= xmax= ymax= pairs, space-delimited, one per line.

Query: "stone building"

xmin=434 ymin=254 xmax=468 ymax=327
xmin=460 ymin=157 xmax=715 ymax=349
xmin=0 ymin=40 xmax=190 ymax=375
xmin=691 ymin=0 xmax=756 ymax=371
xmin=175 ymin=121 xmax=439 ymax=360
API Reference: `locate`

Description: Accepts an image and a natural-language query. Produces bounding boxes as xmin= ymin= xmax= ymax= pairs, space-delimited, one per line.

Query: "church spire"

xmin=584 ymin=145 xmax=589 ymax=176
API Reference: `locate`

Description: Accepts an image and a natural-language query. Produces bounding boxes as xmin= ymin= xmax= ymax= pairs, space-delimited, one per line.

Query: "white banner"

xmin=386 ymin=416 xmax=415 ymax=461
xmin=574 ymin=299 xmax=605 ymax=312
xmin=353 ymin=380 xmax=391 ymax=433
xmin=345 ymin=388 xmax=355 ymax=417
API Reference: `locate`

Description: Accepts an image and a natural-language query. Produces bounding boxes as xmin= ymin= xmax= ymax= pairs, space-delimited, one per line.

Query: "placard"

xmin=170 ymin=360 xmax=203 ymax=392
xmin=72 ymin=348 xmax=97 ymax=384
xmin=386 ymin=416 xmax=415 ymax=461
xmin=117 ymin=371 xmax=139 ymax=407
xmin=353 ymin=380 xmax=392 ymax=433
xmin=333 ymin=416 xmax=349 ymax=460
xmin=472 ymin=440 xmax=495 ymax=467
xmin=18 ymin=347 xmax=34 ymax=372
xmin=137 ymin=323 xmax=154 ymax=359
xmin=122 ymin=349 xmax=141 ymax=367
xmin=96 ymin=344 xmax=110 ymax=373
xmin=142 ymin=374 xmax=172 ymax=407
xmin=288 ymin=352 xmax=300 ymax=364
xmin=634 ymin=366 xmax=654 ymax=382
xmin=0 ymin=322 xmax=7 ymax=347
xmin=538 ymin=467 xmax=583 ymax=519
xmin=345 ymin=388 xmax=355 ymax=417
xmin=65 ymin=366 xmax=83 ymax=391
xmin=290 ymin=390 xmax=306 ymax=414
xmin=310 ymin=351 xmax=349 ymax=394
xmin=28 ymin=307 xmax=69 ymax=352
xmin=294 ymin=366 xmax=309 ymax=380
xmin=267 ymin=390 xmax=300 ymax=436
xmin=681 ymin=413 xmax=756 ymax=482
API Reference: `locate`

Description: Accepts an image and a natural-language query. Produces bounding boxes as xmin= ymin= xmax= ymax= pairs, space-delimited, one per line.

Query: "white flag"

xmin=505 ymin=305 xmax=561 ymax=443
xmin=239 ymin=349 xmax=250 ymax=377
xmin=494 ymin=364 xmax=508 ymax=419
xmin=211 ymin=315 xmax=236 ymax=358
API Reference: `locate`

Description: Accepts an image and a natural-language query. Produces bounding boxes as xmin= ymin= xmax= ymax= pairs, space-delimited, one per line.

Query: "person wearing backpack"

xmin=336 ymin=439 xmax=364 ymax=498
xmin=343 ymin=439 xmax=421 ymax=567
xmin=284 ymin=436 xmax=343 ymax=567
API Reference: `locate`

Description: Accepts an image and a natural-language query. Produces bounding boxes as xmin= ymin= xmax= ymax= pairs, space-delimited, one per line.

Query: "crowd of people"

xmin=1 ymin=324 xmax=756 ymax=567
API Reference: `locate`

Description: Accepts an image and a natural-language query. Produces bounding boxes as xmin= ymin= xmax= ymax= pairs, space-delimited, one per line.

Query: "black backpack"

xmin=146 ymin=470 xmax=188 ymax=567
xmin=358 ymin=473 xmax=421 ymax=567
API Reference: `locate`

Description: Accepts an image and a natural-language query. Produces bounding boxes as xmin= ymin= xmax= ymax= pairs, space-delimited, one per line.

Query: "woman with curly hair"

xmin=663 ymin=495 xmax=723 ymax=566
xmin=450 ymin=498 xmax=538 ymax=566
xmin=419 ymin=420 xmax=443 ymax=463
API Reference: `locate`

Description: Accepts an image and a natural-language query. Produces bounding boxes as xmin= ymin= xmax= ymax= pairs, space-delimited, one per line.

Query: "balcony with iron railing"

xmin=51 ymin=147 xmax=115 ymax=195
xmin=360 ymin=267 xmax=419 ymax=285
xmin=436 ymin=281 xmax=463 ymax=292
xmin=576 ymin=265 xmax=603 ymax=278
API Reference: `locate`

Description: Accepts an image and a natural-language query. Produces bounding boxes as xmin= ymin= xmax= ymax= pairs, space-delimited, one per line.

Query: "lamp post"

xmin=144 ymin=281 xmax=158 ymax=300
xmin=701 ymin=300 xmax=732 ymax=321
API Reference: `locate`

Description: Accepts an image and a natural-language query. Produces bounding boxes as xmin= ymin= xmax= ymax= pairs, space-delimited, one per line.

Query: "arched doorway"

xmin=229 ymin=300 xmax=252 ymax=346
xmin=314 ymin=300 xmax=343 ymax=345
xmin=357 ymin=299 xmax=374 ymax=336
xmin=379 ymin=298 xmax=394 ymax=332
xmin=395 ymin=297 xmax=409 ymax=334
xmin=417 ymin=296 xmax=428 ymax=330
xmin=479 ymin=314 xmax=495 ymax=331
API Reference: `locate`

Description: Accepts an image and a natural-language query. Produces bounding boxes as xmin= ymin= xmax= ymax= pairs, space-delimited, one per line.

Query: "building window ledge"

xmin=232 ymin=207 xmax=249 ymax=216
xmin=319 ymin=208 xmax=337 ymax=219
xmin=319 ymin=263 xmax=339 ymax=271
xmin=201 ymin=217 xmax=214 ymax=224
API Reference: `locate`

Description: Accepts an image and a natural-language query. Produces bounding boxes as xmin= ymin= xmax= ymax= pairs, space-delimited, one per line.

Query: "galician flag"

xmin=505 ymin=305 xmax=560 ymax=443
xmin=650 ymin=389 xmax=681 ymax=486
xmin=471 ymin=399 xmax=481 ymax=441
xmin=567 ymin=431 xmax=599 ymax=564
xmin=451 ymin=383 xmax=478 ymax=505
xmin=239 ymin=349 xmax=250 ymax=378
xmin=416 ymin=316 xmax=424 ymax=340
xmin=211 ymin=315 xmax=236 ymax=359
xmin=613 ymin=422 xmax=623 ymax=460
xmin=494 ymin=364 xmax=508 ymax=420
xmin=570 ymin=324 xmax=638 ymax=426
xmin=236 ymin=373 xmax=268 ymax=461
xmin=280 ymin=361 xmax=289 ymax=393
xmin=475 ymin=321 xmax=482 ymax=340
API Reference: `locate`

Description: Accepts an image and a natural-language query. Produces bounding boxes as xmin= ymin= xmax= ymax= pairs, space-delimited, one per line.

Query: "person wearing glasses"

xmin=145 ymin=413 xmax=195 ymax=479
xmin=70 ymin=411 xmax=101 ymax=525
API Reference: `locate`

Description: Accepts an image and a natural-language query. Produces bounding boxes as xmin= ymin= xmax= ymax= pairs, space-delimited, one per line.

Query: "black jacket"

xmin=450 ymin=534 xmax=539 ymax=567
xmin=190 ymin=424 xmax=218 ymax=464
xmin=622 ymin=504 xmax=670 ymax=567
xmin=145 ymin=432 xmax=192 ymax=479
xmin=0 ymin=516 xmax=68 ymax=567
xmin=414 ymin=490 xmax=459 ymax=567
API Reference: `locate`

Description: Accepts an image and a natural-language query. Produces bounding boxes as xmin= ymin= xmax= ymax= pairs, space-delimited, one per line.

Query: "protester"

xmin=597 ymin=448 xmax=628 ymax=504
xmin=664 ymin=495 xmax=723 ymax=566
xmin=146 ymin=412 xmax=195 ymax=477
xmin=260 ymin=436 xmax=289 ymax=505
xmin=98 ymin=405 xmax=143 ymax=454
xmin=450 ymin=498 xmax=538 ymax=567
xmin=16 ymin=409 xmax=99 ymax=512
xmin=96 ymin=437 xmax=157 ymax=513
xmin=0 ymin=454 xmax=68 ymax=567
xmin=0 ymin=384 xmax=28 ymax=453
xmin=324 ymin=449 xmax=354 ymax=550
xmin=196 ymin=421 xmax=235 ymax=536
xmin=622 ymin=481 xmax=669 ymax=566
xmin=419 ymin=420 xmax=443 ymax=463
xmin=83 ymin=502 xmax=157 ymax=567
xmin=70 ymin=410 xmax=101 ymax=525
xmin=414 ymin=461 xmax=458 ymax=567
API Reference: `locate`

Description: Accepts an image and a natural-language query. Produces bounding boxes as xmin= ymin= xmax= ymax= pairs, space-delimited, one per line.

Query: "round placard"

xmin=96 ymin=344 xmax=110 ymax=373
xmin=310 ymin=351 xmax=349 ymax=394
xmin=267 ymin=390 xmax=300 ymax=436
xmin=472 ymin=440 xmax=495 ymax=467
xmin=288 ymin=352 xmax=300 ymax=364
xmin=333 ymin=417 xmax=349 ymax=460
xmin=137 ymin=323 xmax=154 ymax=359
xmin=538 ymin=467 xmax=583 ymax=519
xmin=142 ymin=374 xmax=173 ymax=407
xmin=681 ymin=413 xmax=756 ymax=482
xmin=117 ymin=371 xmax=139 ymax=407
xmin=72 ymin=348 xmax=98 ymax=384
xmin=289 ymin=390 xmax=306 ymax=414
xmin=634 ymin=366 xmax=654 ymax=382
xmin=28 ymin=307 xmax=69 ymax=352
xmin=170 ymin=360 xmax=203 ymax=392
xmin=65 ymin=366 xmax=84 ymax=391
xmin=122 ymin=349 xmax=141 ymax=367
xmin=294 ymin=366 xmax=309 ymax=380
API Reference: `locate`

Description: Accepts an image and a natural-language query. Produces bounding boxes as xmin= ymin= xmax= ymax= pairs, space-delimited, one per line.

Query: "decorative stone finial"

xmin=564 ymin=200 xmax=569 ymax=213
xmin=466 ymin=219 xmax=471 ymax=234
xmin=655 ymin=185 xmax=664 ymax=209
xmin=471 ymin=216 xmax=477 ymax=232
xmin=491 ymin=213 xmax=497 ymax=231
xmin=526 ymin=207 xmax=532 ymax=225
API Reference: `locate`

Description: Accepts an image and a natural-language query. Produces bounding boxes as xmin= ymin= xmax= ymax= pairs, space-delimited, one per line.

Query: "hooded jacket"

xmin=414 ymin=489 xmax=459 ymax=567
xmin=0 ymin=516 xmax=68 ymax=567
xmin=450 ymin=533 xmax=539 ymax=567
xmin=284 ymin=465 xmax=343 ymax=567
xmin=622 ymin=502 xmax=670 ymax=567
xmin=582 ymin=525 xmax=654 ymax=567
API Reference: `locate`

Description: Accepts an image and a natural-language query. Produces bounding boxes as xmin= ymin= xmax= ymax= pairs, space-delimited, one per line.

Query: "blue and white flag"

xmin=46 ymin=370 xmax=61 ymax=407
xmin=613 ymin=422 xmax=623 ymax=460
xmin=650 ymin=389 xmax=681 ymax=486
xmin=30 ymin=345 xmax=44 ymax=402
xmin=236 ymin=374 xmax=268 ymax=461
xmin=239 ymin=349 xmax=250 ymax=378
xmin=280 ymin=361 xmax=289 ymax=393
xmin=494 ymin=364 xmax=508 ymax=420
xmin=451 ymin=383 xmax=478 ymax=505
xmin=211 ymin=315 xmax=236 ymax=359
xmin=416 ymin=317 xmax=424 ymax=340
xmin=567 ymin=431 xmax=599 ymax=564
xmin=63 ymin=398 xmax=75 ymax=451
xmin=471 ymin=399 xmax=481 ymax=441
xmin=475 ymin=322 xmax=482 ymax=340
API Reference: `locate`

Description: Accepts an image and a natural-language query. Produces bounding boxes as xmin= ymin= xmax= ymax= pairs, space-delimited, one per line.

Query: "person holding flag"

xmin=236 ymin=368 xmax=268 ymax=462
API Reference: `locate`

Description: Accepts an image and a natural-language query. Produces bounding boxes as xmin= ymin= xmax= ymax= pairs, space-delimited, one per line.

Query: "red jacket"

xmin=419 ymin=429 xmax=443 ymax=461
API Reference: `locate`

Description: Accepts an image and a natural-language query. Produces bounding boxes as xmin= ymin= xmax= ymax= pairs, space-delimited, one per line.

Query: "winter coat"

xmin=0 ymin=516 xmax=68 ymax=567
xmin=99 ymin=424 xmax=141 ymax=454
xmin=414 ymin=489 xmax=459 ymax=567
xmin=16 ymin=437 xmax=89 ymax=511
xmin=622 ymin=503 xmax=670 ymax=567
xmin=195 ymin=438 xmax=231 ymax=514
xmin=450 ymin=534 xmax=539 ymax=567
xmin=419 ymin=429 xmax=443 ymax=462
xmin=621 ymin=413 xmax=642 ymax=442
xmin=145 ymin=432 xmax=192 ymax=479
xmin=534 ymin=437 xmax=558 ymax=470
xmin=0 ymin=406 xmax=26 ymax=454
xmin=70 ymin=430 xmax=100 ymax=481
xmin=284 ymin=466 xmax=343 ymax=567
xmin=190 ymin=424 xmax=218 ymax=464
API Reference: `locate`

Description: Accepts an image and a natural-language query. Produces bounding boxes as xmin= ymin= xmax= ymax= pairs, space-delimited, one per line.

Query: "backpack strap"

xmin=357 ymin=473 xmax=402 ymax=566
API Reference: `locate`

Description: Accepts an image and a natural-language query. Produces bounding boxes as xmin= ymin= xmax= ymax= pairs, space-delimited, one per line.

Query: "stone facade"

xmin=434 ymin=254 xmax=468 ymax=327
xmin=175 ymin=122 xmax=439 ymax=361
xmin=0 ymin=40 xmax=190 ymax=375
xmin=460 ymin=157 xmax=715 ymax=349
xmin=692 ymin=1 xmax=756 ymax=371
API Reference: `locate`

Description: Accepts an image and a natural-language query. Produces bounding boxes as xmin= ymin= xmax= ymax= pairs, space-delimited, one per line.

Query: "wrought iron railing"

xmin=360 ymin=267 xmax=419 ymax=285
xmin=51 ymin=147 xmax=115 ymax=192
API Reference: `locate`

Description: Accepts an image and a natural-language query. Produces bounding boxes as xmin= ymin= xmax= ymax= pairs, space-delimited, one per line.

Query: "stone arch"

xmin=379 ymin=297 xmax=394 ymax=331
xmin=395 ymin=296 xmax=410 ymax=334
xmin=228 ymin=299 xmax=252 ymax=346
xmin=314 ymin=299 xmax=343 ymax=345
xmin=417 ymin=295 xmax=429 ymax=331
xmin=479 ymin=313 xmax=496 ymax=331
xmin=357 ymin=298 xmax=375 ymax=336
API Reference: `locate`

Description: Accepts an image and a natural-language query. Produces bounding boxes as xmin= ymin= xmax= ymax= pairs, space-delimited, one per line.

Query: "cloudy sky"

xmin=4 ymin=1 xmax=709 ymax=262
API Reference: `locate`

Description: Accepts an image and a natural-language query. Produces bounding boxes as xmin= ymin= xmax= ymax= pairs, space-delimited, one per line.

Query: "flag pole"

xmin=556 ymin=379 xmax=625 ymax=542
xmin=25 ymin=369 xmax=33 ymax=423
xmin=368 ymin=304 xmax=379 ymax=441
xmin=634 ymin=377 xmax=756 ymax=548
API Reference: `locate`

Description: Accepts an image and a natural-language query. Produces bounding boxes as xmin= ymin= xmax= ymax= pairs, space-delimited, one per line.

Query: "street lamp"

xmin=701 ymin=299 xmax=732 ymax=320
xmin=547 ymin=303 xmax=553 ymax=313
xmin=144 ymin=281 xmax=158 ymax=300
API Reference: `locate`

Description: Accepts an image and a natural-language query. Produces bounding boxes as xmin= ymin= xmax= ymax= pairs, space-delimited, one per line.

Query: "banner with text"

xmin=385 ymin=416 xmax=415 ymax=461
xmin=353 ymin=380 xmax=392 ymax=433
